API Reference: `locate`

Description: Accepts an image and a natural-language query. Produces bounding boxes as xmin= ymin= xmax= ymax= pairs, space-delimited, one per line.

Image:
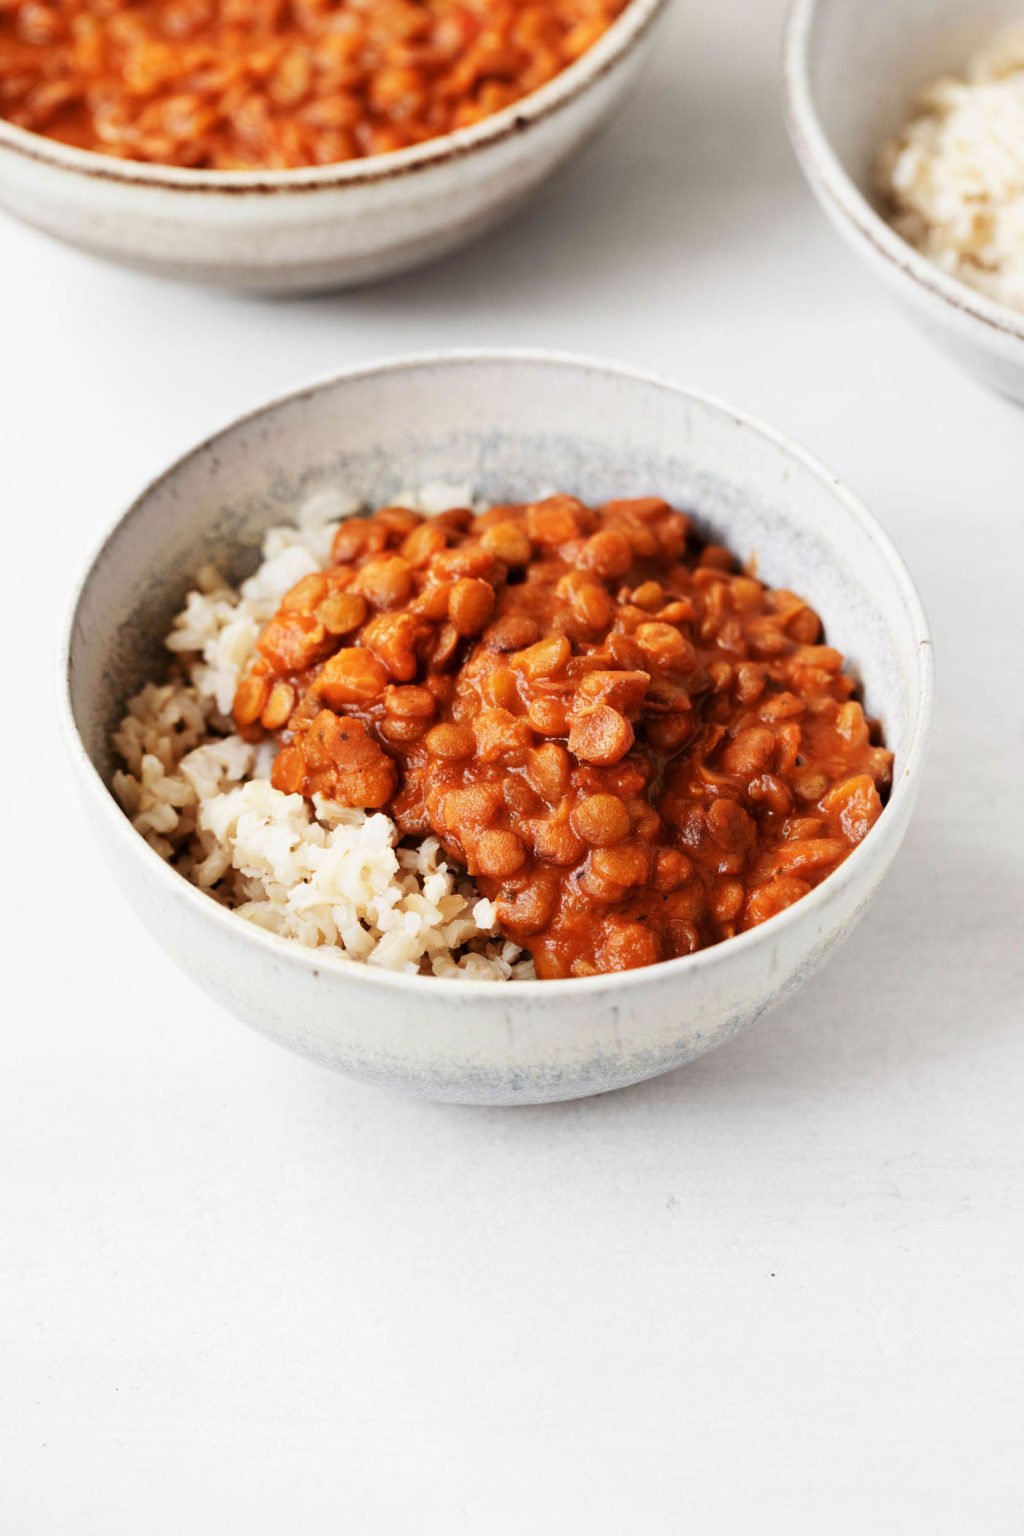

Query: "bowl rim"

xmin=61 ymin=347 xmax=935 ymax=1000
xmin=783 ymin=0 xmax=1024 ymax=347
xmin=0 ymin=0 xmax=668 ymax=195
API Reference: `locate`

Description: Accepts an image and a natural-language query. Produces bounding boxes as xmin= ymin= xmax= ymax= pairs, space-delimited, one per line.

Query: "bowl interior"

xmin=69 ymin=355 xmax=928 ymax=807
xmin=803 ymin=0 xmax=1024 ymax=198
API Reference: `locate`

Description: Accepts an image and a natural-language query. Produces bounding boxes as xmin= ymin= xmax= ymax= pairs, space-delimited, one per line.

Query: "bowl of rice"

xmin=62 ymin=351 xmax=932 ymax=1105
xmin=785 ymin=0 xmax=1024 ymax=404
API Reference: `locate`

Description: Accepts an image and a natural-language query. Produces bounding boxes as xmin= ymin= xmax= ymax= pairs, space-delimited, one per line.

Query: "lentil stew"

xmin=231 ymin=495 xmax=893 ymax=979
xmin=0 ymin=0 xmax=629 ymax=169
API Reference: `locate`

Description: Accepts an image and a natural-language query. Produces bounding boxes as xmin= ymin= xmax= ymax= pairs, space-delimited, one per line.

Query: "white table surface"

xmin=3 ymin=1 xmax=1023 ymax=1530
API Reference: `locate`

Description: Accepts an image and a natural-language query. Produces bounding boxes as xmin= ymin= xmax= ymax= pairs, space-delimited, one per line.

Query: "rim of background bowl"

xmin=0 ymin=0 xmax=668 ymax=194
xmin=783 ymin=0 xmax=1024 ymax=347
xmin=61 ymin=348 xmax=935 ymax=1000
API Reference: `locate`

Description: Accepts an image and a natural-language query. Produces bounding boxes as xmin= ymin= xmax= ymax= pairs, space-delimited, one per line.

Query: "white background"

xmin=3 ymin=1 xmax=1023 ymax=1530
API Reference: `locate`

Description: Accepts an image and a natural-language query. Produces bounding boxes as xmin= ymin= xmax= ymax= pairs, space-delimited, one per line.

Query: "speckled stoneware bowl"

xmin=785 ymin=0 xmax=1024 ymax=404
xmin=62 ymin=352 xmax=933 ymax=1105
xmin=0 ymin=0 xmax=667 ymax=292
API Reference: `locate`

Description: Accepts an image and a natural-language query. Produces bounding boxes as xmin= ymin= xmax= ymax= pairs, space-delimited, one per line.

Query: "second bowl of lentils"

xmin=0 ymin=0 xmax=668 ymax=290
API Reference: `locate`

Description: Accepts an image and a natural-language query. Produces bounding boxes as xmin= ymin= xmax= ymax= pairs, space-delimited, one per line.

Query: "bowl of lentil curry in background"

xmin=64 ymin=353 xmax=932 ymax=1102
xmin=0 ymin=0 xmax=668 ymax=289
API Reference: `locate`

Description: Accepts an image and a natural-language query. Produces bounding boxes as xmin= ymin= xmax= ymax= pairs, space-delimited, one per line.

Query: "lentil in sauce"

xmin=233 ymin=495 xmax=893 ymax=978
xmin=0 ymin=0 xmax=628 ymax=169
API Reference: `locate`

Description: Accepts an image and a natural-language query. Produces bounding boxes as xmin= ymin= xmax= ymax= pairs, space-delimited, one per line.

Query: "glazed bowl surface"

xmin=62 ymin=351 xmax=933 ymax=1105
xmin=0 ymin=0 xmax=667 ymax=293
xmin=785 ymin=0 xmax=1024 ymax=404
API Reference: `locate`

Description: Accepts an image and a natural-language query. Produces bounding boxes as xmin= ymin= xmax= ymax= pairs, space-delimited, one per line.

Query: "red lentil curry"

xmin=0 ymin=0 xmax=629 ymax=169
xmin=230 ymin=495 xmax=893 ymax=979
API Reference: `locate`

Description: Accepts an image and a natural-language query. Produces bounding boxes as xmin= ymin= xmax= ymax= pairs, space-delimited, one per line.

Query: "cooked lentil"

xmin=0 ymin=0 xmax=628 ymax=169
xmin=233 ymin=494 xmax=894 ymax=978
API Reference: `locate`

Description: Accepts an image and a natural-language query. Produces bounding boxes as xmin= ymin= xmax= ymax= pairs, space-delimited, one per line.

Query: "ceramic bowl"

xmin=785 ymin=0 xmax=1024 ymax=404
xmin=0 ymin=0 xmax=667 ymax=293
xmin=62 ymin=351 xmax=933 ymax=1105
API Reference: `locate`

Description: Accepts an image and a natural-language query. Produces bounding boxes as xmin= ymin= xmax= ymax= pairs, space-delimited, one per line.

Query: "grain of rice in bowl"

xmin=111 ymin=484 xmax=536 ymax=981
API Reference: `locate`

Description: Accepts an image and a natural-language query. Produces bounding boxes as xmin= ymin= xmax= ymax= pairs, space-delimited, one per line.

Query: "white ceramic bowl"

xmin=0 ymin=0 xmax=667 ymax=293
xmin=785 ymin=0 xmax=1024 ymax=404
xmin=62 ymin=351 xmax=933 ymax=1105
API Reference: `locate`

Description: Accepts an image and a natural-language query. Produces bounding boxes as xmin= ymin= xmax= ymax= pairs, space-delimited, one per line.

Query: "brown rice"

xmin=111 ymin=484 xmax=536 ymax=980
